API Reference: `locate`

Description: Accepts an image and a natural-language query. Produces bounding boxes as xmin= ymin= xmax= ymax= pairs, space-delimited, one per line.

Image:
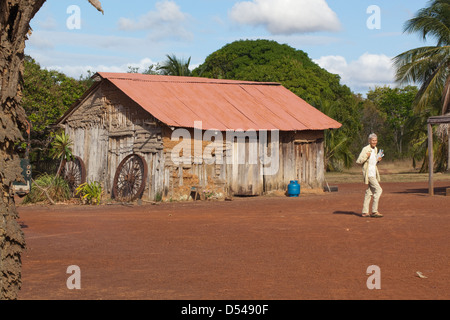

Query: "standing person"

xmin=356 ymin=133 xmax=384 ymax=218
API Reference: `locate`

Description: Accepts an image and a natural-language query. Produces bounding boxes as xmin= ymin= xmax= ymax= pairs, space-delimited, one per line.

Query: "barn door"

xmin=295 ymin=139 xmax=324 ymax=189
xmin=228 ymin=135 xmax=264 ymax=196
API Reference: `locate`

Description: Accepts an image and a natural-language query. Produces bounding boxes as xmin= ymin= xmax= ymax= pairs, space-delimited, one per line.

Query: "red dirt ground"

xmin=16 ymin=181 xmax=450 ymax=300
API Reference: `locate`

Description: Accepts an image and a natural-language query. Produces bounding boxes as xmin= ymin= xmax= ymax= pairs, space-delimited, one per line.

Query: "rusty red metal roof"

xmin=94 ymin=72 xmax=342 ymax=131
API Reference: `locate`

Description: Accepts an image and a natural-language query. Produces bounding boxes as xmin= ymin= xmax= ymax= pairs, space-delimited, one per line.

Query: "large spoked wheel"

xmin=112 ymin=154 xmax=148 ymax=202
xmin=61 ymin=156 xmax=87 ymax=196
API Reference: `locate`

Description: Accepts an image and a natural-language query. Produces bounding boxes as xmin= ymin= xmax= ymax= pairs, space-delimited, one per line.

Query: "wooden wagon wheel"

xmin=61 ymin=156 xmax=87 ymax=196
xmin=112 ymin=154 xmax=148 ymax=202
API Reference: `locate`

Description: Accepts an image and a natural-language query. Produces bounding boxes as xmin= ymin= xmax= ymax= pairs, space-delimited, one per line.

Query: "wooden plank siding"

xmin=269 ymin=131 xmax=324 ymax=192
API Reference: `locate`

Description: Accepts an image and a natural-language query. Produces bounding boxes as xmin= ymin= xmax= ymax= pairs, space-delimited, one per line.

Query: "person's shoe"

xmin=371 ymin=212 xmax=383 ymax=218
xmin=361 ymin=213 xmax=370 ymax=217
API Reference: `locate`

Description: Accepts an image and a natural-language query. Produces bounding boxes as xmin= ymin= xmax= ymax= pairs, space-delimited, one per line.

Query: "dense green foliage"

xmin=22 ymin=56 xmax=92 ymax=175
xmin=366 ymin=86 xmax=418 ymax=158
xmin=23 ymin=56 xmax=92 ymax=134
xmin=194 ymin=39 xmax=353 ymax=106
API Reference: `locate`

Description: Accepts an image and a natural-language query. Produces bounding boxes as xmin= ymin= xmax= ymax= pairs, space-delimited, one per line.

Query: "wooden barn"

xmin=55 ymin=72 xmax=341 ymax=201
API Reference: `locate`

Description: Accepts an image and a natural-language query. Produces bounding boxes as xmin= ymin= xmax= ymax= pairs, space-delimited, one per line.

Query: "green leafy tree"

xmin=195 ymin=40 xmax=351 ymax=105
xmin=23 ymin=56 xmax=92 ymax=134
xmin=366 ymin=86 xmax=418 ymax=158
xmin=359 ymin=99 xmax=385 ymax=142
xmin=22 ymin=56 xmax=91 ymax=169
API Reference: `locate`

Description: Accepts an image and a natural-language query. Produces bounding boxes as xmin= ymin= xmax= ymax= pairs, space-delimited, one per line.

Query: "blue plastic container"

xmin=288 ymin=180 xmax=300 ymax=197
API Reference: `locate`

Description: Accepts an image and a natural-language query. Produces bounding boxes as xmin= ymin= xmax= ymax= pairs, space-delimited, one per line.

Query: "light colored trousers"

xmin=363 ymin=177 xmax=383 ymax=214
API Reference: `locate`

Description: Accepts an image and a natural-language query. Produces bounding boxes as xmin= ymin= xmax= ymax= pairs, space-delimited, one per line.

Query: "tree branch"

xmin=30 ymin=177 xmax=55 ymax=205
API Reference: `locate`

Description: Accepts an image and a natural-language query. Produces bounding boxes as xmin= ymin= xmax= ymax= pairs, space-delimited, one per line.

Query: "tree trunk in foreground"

xmin=0 ymin=0 xmax=46 ymax=300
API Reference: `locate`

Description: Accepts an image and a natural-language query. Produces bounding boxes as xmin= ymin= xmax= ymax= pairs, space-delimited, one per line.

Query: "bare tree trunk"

xmin=447 ymin=124 xmax=450 ymax=171
xmin=0 ymin=0 xmax=46 ymax=300
xmin=442 ymin=76 xmax=450 ymax=116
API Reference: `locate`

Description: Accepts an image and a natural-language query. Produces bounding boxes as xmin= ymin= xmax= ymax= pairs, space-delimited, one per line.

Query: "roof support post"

xmin=448 ymin=127 xmax=450 ymax=171
xmin=428 ymin=122 xmax=434 ymax=196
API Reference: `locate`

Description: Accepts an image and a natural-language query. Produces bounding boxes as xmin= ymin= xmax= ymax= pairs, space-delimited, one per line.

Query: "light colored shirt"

xmin=368 ymin=148 xmax=377 ymax=178
xmin=356 ymin=145 xmax=380 ymax=184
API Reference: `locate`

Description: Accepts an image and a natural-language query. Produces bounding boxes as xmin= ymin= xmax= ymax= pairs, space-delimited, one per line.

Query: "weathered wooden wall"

xmin=256 ymin=130 xmax=324 ymax=194
xmin=64 ymin=81 xmax=165 ymax=200
xmin=162 ymin=129 xmax=325 ymax=198
xmin=63 ymin=81 xmax=326 ymax=201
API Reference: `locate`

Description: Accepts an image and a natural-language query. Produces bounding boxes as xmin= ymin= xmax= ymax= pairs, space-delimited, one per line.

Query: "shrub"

xmin=75 ymin=181 xmax=102 ymax=205
xmin=23 ymin=174 xmax=70 ymax=204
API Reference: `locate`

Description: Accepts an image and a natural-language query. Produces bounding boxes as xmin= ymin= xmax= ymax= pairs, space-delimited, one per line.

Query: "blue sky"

xmin=26 ymin=0 xmax=431 ymax=94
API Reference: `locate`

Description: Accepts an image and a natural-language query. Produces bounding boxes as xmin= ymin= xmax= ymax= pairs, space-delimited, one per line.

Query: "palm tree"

xmin=157 ymin=54 xmax=192 ymax=76
xmin=50 ymin=132 xmax=74 ymax=177
xmin=393 ymin=0 xmax=450 ymax=115
xmin=393 ymin=0 xmax=450 ymax=171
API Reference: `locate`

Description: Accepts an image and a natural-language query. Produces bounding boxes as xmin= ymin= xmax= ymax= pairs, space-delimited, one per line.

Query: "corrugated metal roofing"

xmin=94 ymin=72 xmax=342 ymax=131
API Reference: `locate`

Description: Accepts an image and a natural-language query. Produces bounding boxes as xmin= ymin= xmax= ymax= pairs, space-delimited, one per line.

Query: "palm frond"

xmin=403 ymin=0 xmax=450 ymax=46
xmin=393 ymin=46 xmax=450 ymax=84
xmin=414 ymin=59 xmax=449 ymax=112
xmin=157 ymin=54 xmax=192 ymax=76
xmin=394 ymin=0 xmax=450 ymax=116
xmin=394 ymin=44 xmax=450 ymax=114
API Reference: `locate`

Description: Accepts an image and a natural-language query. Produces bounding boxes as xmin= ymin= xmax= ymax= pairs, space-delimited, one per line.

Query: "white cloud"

xmin=229 ymin=0 xmax=341 ymax=35
xmin=28 ymin=30 xmax=148 ymax=54
xmin=314 ymin=53 xmax=396 ymax=93
xmin=26 ymin=28 xmax=189 ymax=79
xmin=118 ymin=0 xmax=193 ymax=41
xmin=28 ymin=31 xmax=55 ymax=50
xmin=314 ymin=55 xmax=348 ymax=77
xmin=35 ymin=15 xmax=58 ymax=30
xmin=118 ymin=1 xmax=187 ymax=30
xmin=44 ymin=58 xmax=158 ymax=79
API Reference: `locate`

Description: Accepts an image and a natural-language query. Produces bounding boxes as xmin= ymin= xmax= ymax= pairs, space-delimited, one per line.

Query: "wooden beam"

xmin=428 ymin=115 xmax=450 ymax=124
xmin=428 ymin=123 xmax=434 ymax=196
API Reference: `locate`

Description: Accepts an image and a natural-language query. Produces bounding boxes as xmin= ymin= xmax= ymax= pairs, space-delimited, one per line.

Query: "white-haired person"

xmin=356 ymin=133 xmax=384 ymax=218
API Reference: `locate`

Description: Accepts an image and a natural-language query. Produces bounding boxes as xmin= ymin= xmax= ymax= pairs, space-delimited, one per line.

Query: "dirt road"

xmin=17 ymin=181 xmax=450 ymax=300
